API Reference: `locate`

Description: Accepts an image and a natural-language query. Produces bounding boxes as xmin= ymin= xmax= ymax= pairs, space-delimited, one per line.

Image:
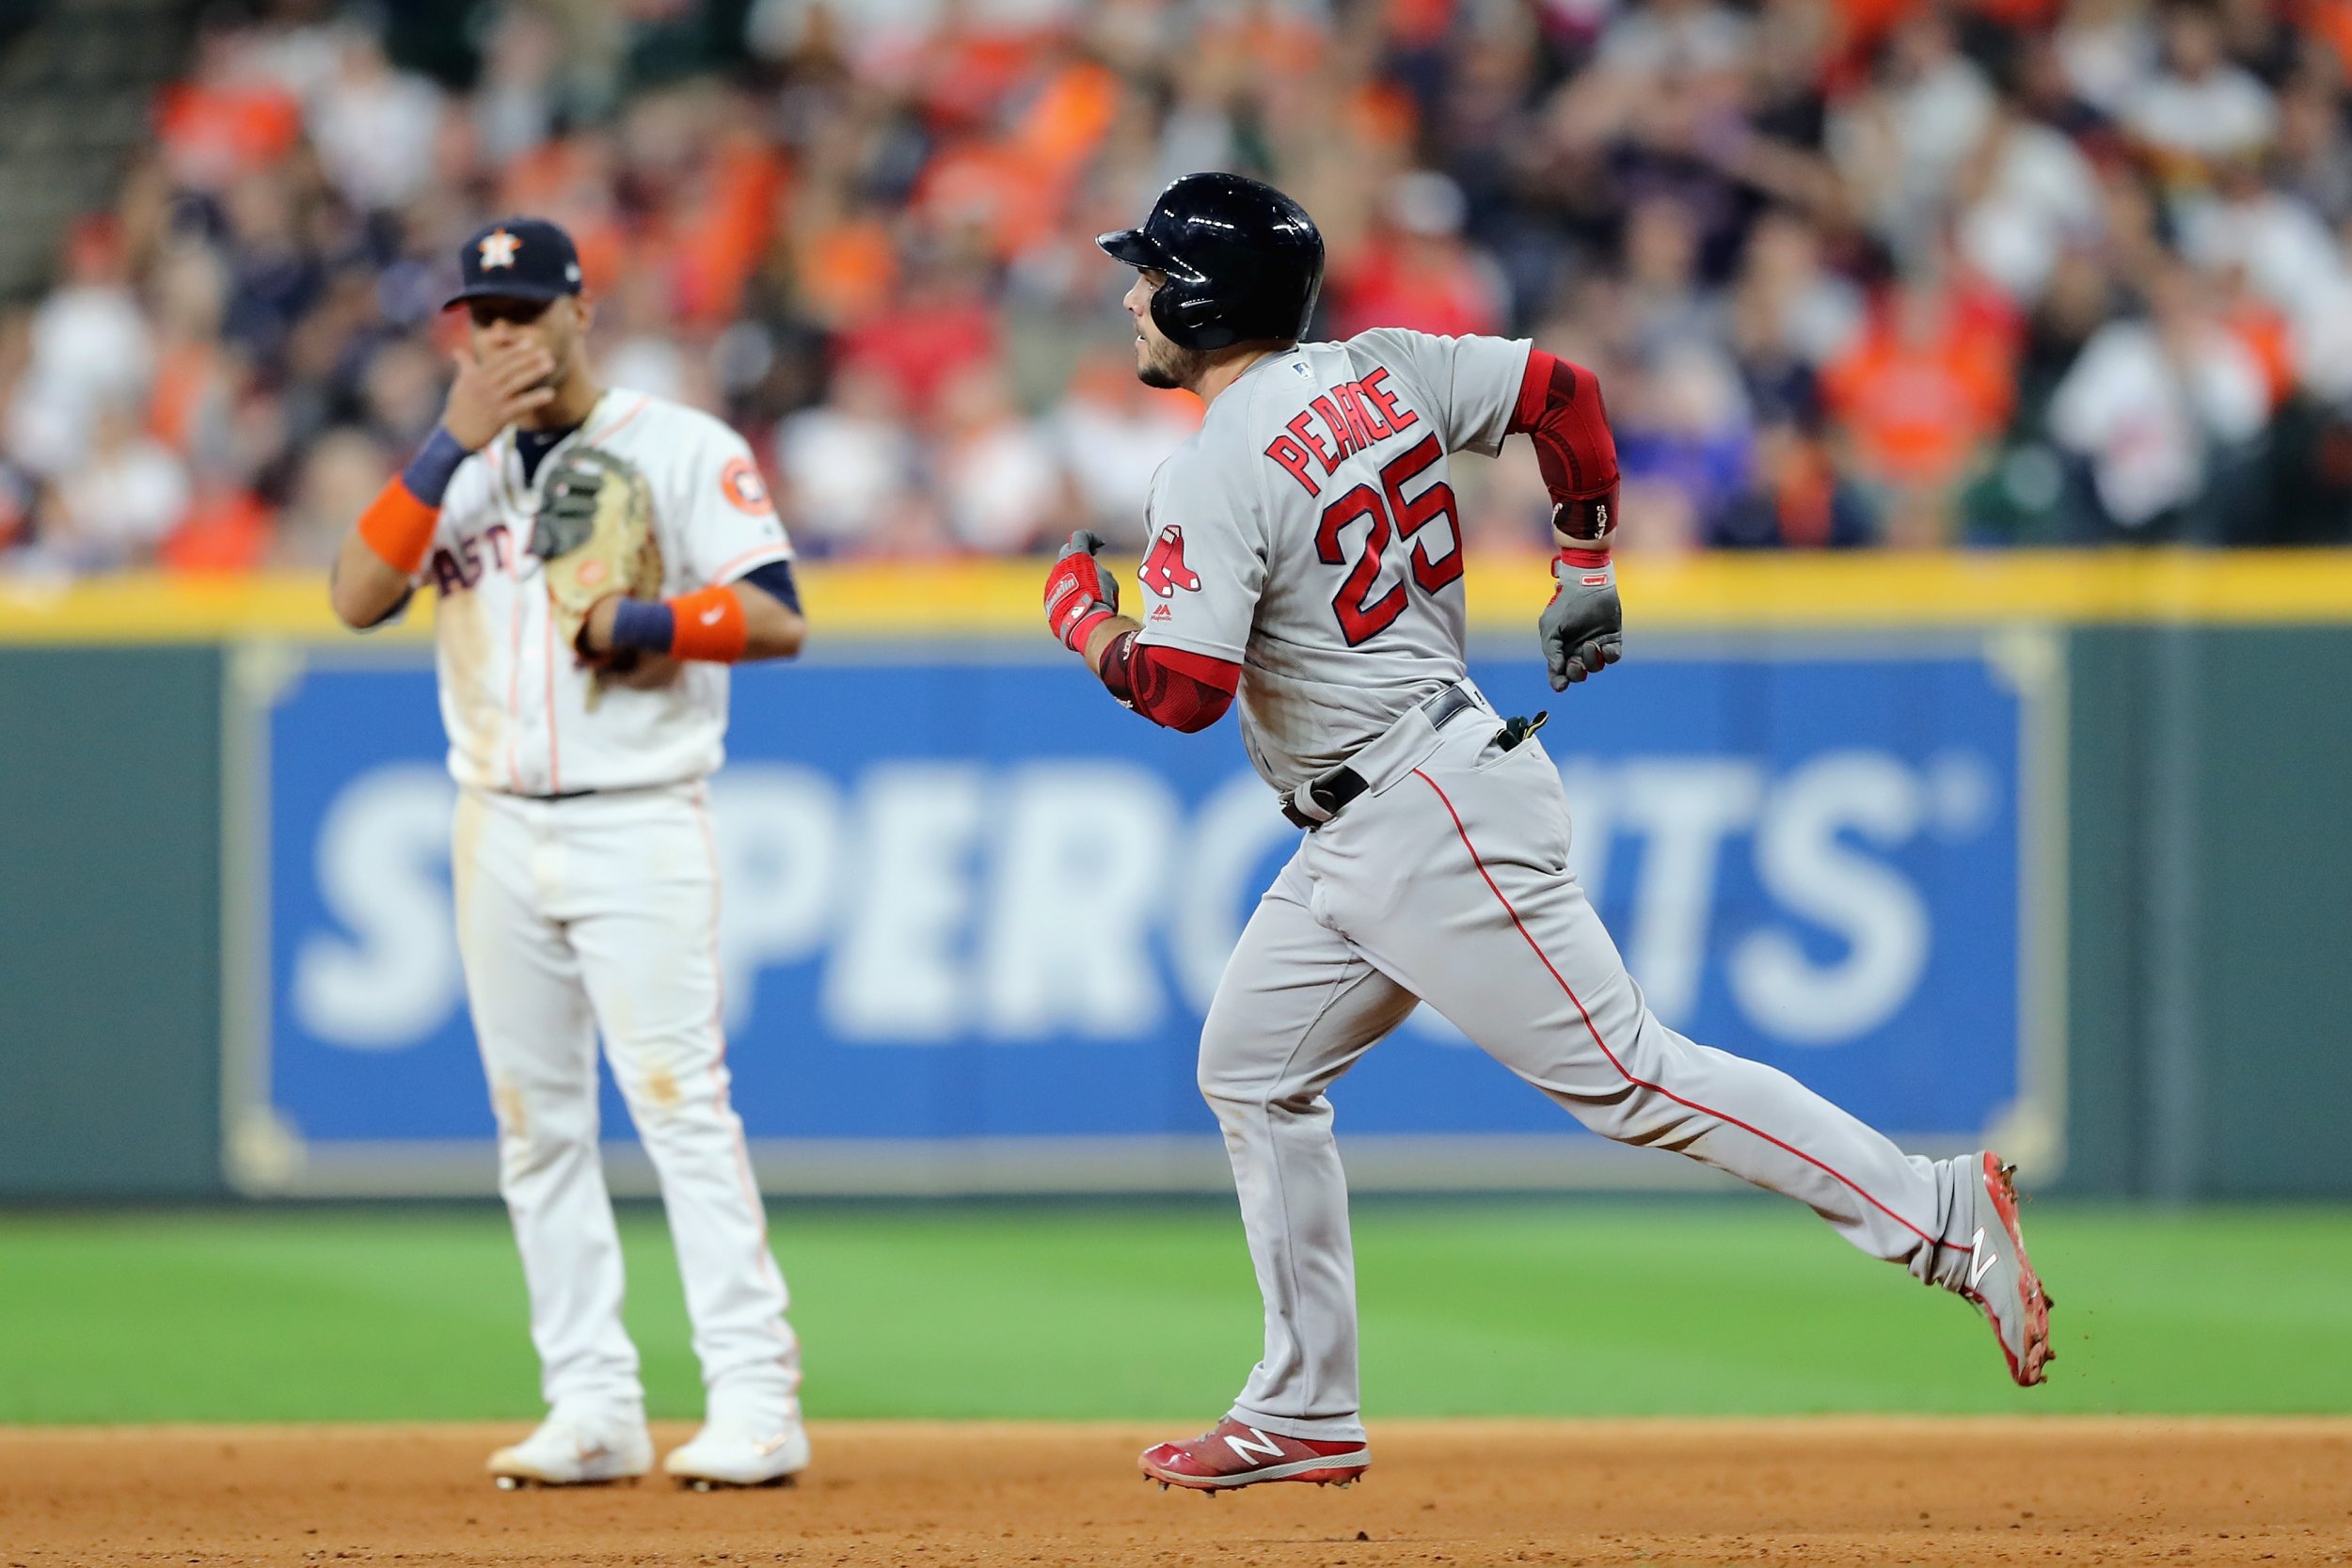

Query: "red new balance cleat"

xmin=1956 ymin=1151 xmax=2055 ymax=1387
xmin=1139 ymin=1418 xmax=1370 ymax=1492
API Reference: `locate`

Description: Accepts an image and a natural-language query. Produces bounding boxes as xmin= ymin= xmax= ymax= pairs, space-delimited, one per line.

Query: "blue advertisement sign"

xmin=246 ymin=642 xmax=2043 ymax=1193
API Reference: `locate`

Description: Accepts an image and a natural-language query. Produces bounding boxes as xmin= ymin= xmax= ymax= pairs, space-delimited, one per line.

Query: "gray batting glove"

xmin=1538 ymin=555 xmax=1622 ymax=691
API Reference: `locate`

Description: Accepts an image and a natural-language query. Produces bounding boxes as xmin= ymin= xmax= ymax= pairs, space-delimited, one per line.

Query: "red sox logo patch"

xmin=1138 ymin=524 xmax=1202 ymax=598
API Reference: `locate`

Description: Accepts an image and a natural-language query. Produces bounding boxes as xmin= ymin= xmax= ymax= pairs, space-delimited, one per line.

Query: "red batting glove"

xmin=1043 ymin=530 xmax=1120 ymax=653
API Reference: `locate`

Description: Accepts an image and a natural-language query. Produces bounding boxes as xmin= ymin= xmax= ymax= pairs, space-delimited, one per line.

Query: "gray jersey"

xmin=1133 ymin=327 xmax=1534 ymax=791
xmin=1141 ymin=327 xmax=2019 ymax=1461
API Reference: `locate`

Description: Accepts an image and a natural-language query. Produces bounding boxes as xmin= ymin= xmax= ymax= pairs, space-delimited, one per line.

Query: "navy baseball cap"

xmin=444 ymin=217 xmax=584 ymax=309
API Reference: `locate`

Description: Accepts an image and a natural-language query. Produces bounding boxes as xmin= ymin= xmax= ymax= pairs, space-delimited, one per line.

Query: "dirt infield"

xmin=3 ymin=1418 xmax=2348 ymax=1567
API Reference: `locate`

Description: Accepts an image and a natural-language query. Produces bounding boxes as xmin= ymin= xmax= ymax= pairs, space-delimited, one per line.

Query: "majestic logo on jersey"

xmin=477 ymin=229 xmax=521 ymax=270
xmin=720 ymin=456 xmax=771 ymax=514
xmin=1138 ymin=525 xmax=1202 ymax=598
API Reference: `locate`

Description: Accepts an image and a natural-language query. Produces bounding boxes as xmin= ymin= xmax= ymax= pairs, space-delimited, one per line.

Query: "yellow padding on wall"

xmin=6 ymin=549 xmax=2352 ymax=643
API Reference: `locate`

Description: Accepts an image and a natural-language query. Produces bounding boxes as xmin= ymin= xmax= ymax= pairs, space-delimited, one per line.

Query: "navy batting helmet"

xmin=1097 ymin=173 xmax=1325 ymax=352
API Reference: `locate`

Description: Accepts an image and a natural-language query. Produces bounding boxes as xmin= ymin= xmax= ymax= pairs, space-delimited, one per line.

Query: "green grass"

xmin=0 ymin=1201 xmax=2345 ymax=1424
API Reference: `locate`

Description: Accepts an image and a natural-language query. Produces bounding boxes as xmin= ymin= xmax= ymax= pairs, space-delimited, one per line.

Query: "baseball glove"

xmin=531 ymin=446 xmax=663 ymax=704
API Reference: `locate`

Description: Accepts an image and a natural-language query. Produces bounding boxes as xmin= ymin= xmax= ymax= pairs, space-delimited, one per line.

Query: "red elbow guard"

xmin=1510 ymin=349 xmax=1619 ymax=546
xmin=1105 ymin=635 xmax=1240 ymax=733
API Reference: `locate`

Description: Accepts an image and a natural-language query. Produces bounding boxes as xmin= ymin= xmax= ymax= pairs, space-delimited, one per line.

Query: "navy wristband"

xmin=608 ymin=596 xmax=676 ymax=655
xmin=400 ymin=426 xmax=469 ymax=506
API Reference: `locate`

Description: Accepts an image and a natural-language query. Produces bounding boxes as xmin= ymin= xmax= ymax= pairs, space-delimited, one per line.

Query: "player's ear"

xmin=569 ymin=293 xmax=596 ymax=336
xmin=448 ymin=306 xmax=480 ymax=362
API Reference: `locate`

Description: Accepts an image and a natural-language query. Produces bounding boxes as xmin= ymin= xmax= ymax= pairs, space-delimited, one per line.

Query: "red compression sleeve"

xmin=1508 ymin=349 xmax=1619 ymax=560
xmin=1102 ymin=633 xmax=1240 ymax=733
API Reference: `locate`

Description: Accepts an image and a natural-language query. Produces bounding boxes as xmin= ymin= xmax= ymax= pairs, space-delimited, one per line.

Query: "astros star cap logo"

xmin=443 ymin=218 xmax=581 ymax=310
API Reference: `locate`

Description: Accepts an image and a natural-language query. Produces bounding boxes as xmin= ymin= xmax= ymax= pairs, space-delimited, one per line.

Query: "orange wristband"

xmin=667 ymin=584 xmax=749 ymax=662
xmin=356 ymin=480 xmax=439 ymax=576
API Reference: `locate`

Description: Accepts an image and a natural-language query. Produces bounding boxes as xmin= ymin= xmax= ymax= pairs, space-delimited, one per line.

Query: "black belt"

xmin=1279 ymin=684 xmax=1480 ymax=831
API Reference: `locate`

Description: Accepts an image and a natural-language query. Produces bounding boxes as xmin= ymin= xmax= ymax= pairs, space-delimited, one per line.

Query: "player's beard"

xmin=1136 ymin=335 xmax=1209 ymax=391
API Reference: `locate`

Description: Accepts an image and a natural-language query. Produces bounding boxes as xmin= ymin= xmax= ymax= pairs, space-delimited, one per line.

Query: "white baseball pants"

xmin=452 ymin=782 xmax=801 ymax=1427
xmin=1200 ymin=699 xmax=1977 ymax=1441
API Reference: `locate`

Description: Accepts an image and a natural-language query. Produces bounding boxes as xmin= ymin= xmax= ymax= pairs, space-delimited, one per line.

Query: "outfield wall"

xmin=3 ymin=553 xmax=2346 ymax=1200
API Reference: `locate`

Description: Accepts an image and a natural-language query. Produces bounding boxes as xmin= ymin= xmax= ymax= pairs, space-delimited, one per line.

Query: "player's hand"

xmin=570 ymin=593 xmax=676 ymax=687
xmin=576 ymin=593 xmax=622 ymax=660
xmin=443 ymin=342 xmax=558 ymax=450
xmin=1043 ymin=530 xmax=1120 ymax=653
xmin=1538 ymin=554 xmax=1621 ymax=691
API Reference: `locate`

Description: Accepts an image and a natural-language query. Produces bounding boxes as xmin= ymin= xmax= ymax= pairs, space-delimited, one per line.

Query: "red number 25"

xmin=1312 ymin=434 xmax=1464 ymax=645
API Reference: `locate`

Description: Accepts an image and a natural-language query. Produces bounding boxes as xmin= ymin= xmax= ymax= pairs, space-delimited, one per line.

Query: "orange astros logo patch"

xmin=721 ymin=457 xmax=771 ymax=514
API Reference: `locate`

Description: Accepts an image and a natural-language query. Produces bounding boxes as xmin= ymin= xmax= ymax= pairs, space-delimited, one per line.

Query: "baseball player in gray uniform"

xmin=1042 ymin=173 xmax=2056 ymax=1494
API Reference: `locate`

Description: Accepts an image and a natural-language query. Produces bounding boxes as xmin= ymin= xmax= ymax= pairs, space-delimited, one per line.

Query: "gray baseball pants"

xmin=1200 ymin=689 xmax=1977 ymax=1441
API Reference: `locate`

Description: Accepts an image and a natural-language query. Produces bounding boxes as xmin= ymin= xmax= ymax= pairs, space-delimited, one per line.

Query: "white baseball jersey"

xmin=420 ymin=388 xmax=794 ymax=794
xmin=1132 ymin=328 xmax=1532 ymax=792
xmin=414 ymin=390 xmax=805 ymax=1433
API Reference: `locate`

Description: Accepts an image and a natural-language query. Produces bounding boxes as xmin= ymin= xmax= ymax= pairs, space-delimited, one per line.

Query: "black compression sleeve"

xmin=740 ymin=557 xmax=802 ymax=612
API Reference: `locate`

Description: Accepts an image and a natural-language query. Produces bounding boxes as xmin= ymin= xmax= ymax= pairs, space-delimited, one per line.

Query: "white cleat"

xmin=486 ymin=1413 xmax=654 ymax=1489
xmin=663 ymin=1418 xmax=812 ymax=1491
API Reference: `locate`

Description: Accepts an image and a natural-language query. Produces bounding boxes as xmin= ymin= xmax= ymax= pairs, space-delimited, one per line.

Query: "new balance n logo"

xmin=1968 ymin=1225 xmax=1998 ymax=1289
xmin=1223 ymin=1427 xmax=1287 ymax=1464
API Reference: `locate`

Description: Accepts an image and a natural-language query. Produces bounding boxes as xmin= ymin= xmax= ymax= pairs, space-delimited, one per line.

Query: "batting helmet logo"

xmin=1138 ymin=525 xmax=1202 ymax=598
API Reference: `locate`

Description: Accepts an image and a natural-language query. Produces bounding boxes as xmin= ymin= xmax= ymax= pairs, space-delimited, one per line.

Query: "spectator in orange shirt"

xmin=1821 ymin=274 xmax=2016 ymax=531
xmin=154 ymin=15 xmax=304 ymax=195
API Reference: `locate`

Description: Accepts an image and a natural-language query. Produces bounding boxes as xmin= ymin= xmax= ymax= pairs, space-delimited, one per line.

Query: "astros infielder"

xmin=330 ymin=217 xmax=809 ymax=1490
xmin=1044 ymin=174 xmax=2056 ymax=1493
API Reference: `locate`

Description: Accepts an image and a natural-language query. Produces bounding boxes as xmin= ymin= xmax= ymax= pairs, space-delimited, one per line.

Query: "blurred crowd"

xmin=8 ymin=0 xmax=2352 ymax=577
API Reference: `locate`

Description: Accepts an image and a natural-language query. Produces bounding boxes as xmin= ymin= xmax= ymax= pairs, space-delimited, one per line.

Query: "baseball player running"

xmin=329 ymin=218 xmax=810 ymax=1490
xmin=1044 ymin=174 xmax=2055 ymax=1494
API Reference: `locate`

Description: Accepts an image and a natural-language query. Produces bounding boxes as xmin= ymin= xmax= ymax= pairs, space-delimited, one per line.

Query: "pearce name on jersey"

xmin=1260 ymin=365 xmax=1422 ymax=501
xmin=1135 ymin=327 xmax=1530 ymax=794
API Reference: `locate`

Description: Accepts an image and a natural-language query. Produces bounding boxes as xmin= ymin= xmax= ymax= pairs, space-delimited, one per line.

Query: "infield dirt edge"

xmin=7 ymin=1416 xmax=2349 ymax=1567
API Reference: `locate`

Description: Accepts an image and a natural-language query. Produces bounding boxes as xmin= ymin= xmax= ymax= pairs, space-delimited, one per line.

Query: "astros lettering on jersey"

xmin=421 ymin=388 xmax=793 ymax=794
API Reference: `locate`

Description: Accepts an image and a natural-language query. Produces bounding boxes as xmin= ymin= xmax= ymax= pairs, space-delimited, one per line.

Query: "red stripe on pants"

xmin=1408 ymin=767 xmax=1935 ymax=1250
